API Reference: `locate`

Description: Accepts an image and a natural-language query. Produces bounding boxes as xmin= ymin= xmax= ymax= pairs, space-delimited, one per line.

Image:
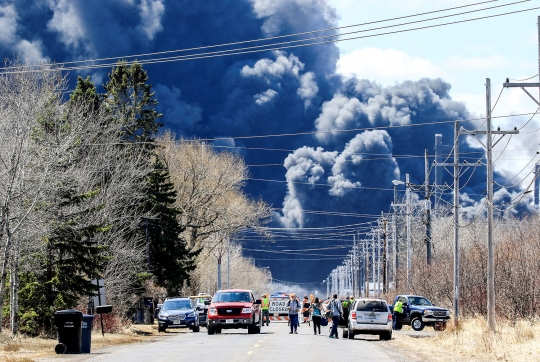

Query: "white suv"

xmin=343 ymin=298 xmax=392 ymax=340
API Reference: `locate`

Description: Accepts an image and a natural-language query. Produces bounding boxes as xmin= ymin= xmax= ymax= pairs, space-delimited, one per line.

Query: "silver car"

xmin=343 ymin=298 xmax=392 ymax=340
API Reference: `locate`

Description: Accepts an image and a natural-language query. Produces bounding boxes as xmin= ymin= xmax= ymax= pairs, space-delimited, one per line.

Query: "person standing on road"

xmin=310 ymin=297 xmax=322 ymax=335
xmin=327 ymin=294 xmax=343 ymax=339
xmin=302 ymin=294 xmax=311 ymax=325
xmin=287 ymin=293 xmax=301 ymax=334
xmin=393 ymin=299 xmax=403 ymax=330
xmin=262 ymin=294 xmax=270 ymax=326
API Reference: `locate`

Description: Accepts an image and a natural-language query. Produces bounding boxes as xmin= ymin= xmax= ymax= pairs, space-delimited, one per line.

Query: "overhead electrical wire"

xmin=0 ymin=0 xmax=501 ymax=70
xmin=2 ymin=3 xmax=537 ymax=74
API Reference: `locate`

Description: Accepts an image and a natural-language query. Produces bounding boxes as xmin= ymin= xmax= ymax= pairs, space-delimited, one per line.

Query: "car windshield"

xmin=408 ymin=297 xmax=432 ymax=306
xmin=162 ymin=300 xmax=192 ymax=310
xmin=356 ymin=300 xmax=387 ymax=312
xmin=213 ymin=292 xmax=251 ymax=303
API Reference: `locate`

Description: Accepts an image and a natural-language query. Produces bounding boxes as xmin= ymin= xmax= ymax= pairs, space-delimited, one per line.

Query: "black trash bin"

xmin=81 ymin=314 xmax=95 ymax=353
xmin=54 ymin=309 xmax=83 ymax=354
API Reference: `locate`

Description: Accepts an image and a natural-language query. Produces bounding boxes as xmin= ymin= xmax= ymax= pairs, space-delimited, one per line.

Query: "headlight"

xmin=242 ymin=307 xmax=252 ymax=314
xmin=159 ymin=313 xmax=169 ymax=319
xmin=209 ymin=308 xmax=217 ymax=315
xmin=446 ymin=311 xmax=451 ymax=317
xmin=187 ymin=313 xmax=195 ymax=318
xmin=424 ymin=310 xmax=434 ymax=316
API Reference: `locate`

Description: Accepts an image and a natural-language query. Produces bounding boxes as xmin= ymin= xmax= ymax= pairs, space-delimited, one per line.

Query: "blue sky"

xmin=332 ymin=0 xmax=540 ymax=117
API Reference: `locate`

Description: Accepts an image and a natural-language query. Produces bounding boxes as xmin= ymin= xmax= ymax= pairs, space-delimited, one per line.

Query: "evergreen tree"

xmin=103 ymin=61 xmax=197 ymax=296
xmin=70 ymin=76 xmax=101 ymax=110
xmin=145 ymin=158 xmax=198 ymax=295
xmin=103 ymin=61 xmax=162 ymax=143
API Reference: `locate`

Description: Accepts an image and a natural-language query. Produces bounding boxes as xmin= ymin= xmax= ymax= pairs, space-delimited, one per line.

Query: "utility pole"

xmin=392 ymin=213 xmax=397 ymax=290
xmin=376 ymin=222 xmax=381 ymax=298
xmin=382 ymin=215 xmax=388 ymax=294
xmin=406 ymin=173 xmax=411 ymax=291
xmin=353 ymin=234 xmax=357 ymax=297
xmin=363 ymin=238 xmax=367 ymax=297
xmin=433 ymin=123 xmax=481 ymax=326
xmin=457 ymin=79 xmax=518 ymax=330
xmin=227 ymin=237 xmax=230 ymax=289
xmin=425 ymin=149 xmax=432 ymax=265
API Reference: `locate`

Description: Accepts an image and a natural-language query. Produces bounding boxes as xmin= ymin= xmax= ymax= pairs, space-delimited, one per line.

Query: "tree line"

xmin=0 ymin=58 xmax=271 ymax=336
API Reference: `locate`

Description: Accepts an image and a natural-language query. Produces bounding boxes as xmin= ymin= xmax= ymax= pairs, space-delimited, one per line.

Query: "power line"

xmin=2 ymin=4 xmax=537 ymax=74
xmin=2 ymin=0 xmax=500 ymax=70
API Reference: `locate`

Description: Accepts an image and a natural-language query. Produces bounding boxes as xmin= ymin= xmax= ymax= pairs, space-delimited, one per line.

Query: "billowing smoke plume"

xmin=1 ymin=0 xmax=533 ymax=284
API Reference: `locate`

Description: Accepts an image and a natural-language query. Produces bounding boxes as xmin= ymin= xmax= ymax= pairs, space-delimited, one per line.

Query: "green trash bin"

xmin=54 ymin=310 xmax=83 ymax=354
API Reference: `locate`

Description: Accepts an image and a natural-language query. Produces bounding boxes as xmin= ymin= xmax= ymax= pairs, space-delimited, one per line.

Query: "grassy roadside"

xmin=391 ymin=317 xmax=540 ymax=361
xmin=0 ymin=323 xmax=168 ymax=362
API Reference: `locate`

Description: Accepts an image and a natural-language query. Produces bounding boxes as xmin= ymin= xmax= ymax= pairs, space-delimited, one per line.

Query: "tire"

xmin=248 ymin=324 xmax=254 ymax=334
xmin=434 ymin=322 xmax=447 ymax=331
xmin=411 ymin=316 xmax=425 ymax=331
xmin=158 ymin=326 xmax=165 ymax=333
xmin=380 ymin=331 xmax=392 ymax=341
xmin=348 ymin=325 xmax=355 ymax=339
xmin=207 ymin=326 xmax=215 ymax=335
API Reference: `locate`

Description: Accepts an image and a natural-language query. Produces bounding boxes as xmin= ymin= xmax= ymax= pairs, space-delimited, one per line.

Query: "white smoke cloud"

xmin=0 ymin=4 xmax=46 ymax=63
xmin=138 ymin=0 xmax=165 ymax=40
xmin=297 ymin=72 xmax=319 ymax=108
xmin=47 ymin=0 xmax=89 ymax=52
xmin=277 ymin=130 xmax=399 ymax=227
xmin=255 ymin=89 xmax=278 ymax=105
xmin=241 ymin=51 xmax=304 ymax=79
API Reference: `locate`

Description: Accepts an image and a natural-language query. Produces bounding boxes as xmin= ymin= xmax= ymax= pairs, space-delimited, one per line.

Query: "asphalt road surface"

xmin=40 ymin=322 xmax=422 ymax=362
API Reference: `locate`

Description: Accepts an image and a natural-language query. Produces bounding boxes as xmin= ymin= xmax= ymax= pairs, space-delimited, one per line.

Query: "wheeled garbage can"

xmin=81 ymin=314 xmax=95 ymax=353
xmin=54 ymin=309 xmax=83 ymax=354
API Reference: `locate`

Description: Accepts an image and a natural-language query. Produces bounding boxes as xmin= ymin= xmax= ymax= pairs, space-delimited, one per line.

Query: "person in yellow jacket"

xmin=393 ymin=299 xmax=403 ymax=330
xmin=261 ymin=294 xmax=270 ymax=326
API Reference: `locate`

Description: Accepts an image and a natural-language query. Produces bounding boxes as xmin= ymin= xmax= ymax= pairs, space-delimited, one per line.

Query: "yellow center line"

xmin=247 ymin=351 xmax=253 ymax=355
xmin=254 ymin=344 xmax=260 ymax=347
xmin=258 ymin=340 xmax=263 ymax=342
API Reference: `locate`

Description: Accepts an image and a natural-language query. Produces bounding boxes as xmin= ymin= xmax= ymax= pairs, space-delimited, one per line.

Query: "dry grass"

xmin=392 ymin=317 xmax=540 ymax=361
xmin=0 ymin=323 xmax=170 ymax=362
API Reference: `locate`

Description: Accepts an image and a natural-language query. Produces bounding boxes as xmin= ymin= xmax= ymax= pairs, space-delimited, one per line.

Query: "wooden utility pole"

xmin=382 ymin=216 xmax=387 ymax=294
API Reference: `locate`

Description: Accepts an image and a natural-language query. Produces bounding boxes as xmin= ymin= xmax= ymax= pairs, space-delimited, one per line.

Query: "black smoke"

xmin=1 ymin=0 xmax=533 ymax=287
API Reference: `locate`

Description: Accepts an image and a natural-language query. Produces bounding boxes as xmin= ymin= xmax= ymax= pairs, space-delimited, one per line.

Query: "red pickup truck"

xmin=206 ymin=289 xmax=262 ymax=334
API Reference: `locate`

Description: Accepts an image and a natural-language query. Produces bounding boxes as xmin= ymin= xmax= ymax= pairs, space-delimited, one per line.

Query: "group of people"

xmin=285 ymin=293 xmax=349 ymax=338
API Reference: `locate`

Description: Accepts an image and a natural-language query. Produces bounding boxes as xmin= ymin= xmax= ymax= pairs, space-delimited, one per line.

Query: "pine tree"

xmin=103 ymin=62 xmax=197 ymax=296
xmin=103 ymin=61 xmax=162 ymax=143
xmin=145 ymin=158 xmax=198 ymax=295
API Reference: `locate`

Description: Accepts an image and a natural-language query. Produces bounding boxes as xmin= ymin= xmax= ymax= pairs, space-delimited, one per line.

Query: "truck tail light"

xmin=351 ymin=311 xmax=356 ymax=319
xmin=388 ymin=313 xmax=393 ymax=321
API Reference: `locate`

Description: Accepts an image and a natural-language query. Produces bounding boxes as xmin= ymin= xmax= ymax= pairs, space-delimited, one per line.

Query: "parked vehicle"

xmin=190 ymin=293 xmax=212 ymax=327
xmin=343 ymin=298 xmax=393 ymax=340
xmin=390 ymin=295 xmax=450 ymax=331
xmin=157 ymin=297 xmax=200 ymax=333
xmin=206 ymin=289 xmax=262 ymax=335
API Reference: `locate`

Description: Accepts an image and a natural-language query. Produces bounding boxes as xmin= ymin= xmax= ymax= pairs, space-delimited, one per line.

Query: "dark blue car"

xmin=158 ymin=297 xmax=200 ymax=333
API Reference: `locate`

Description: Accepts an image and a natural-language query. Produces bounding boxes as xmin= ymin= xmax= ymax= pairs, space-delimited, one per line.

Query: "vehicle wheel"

xmin=158 ymin=326 xmax=165 ymax=333
xmin=342 ymin=329 xmax=348 ymax=338
xmin=434 ymin=322 xmax=447 ymax=331
xmin=348 ymin=325 xmax=354 ymax=339
xmin=255 ymin=322 xmax=261 ymax=334
xmin=380 ymin=331 xmax=392 ymax=341
xmin=411 ymin=317 xmax=425 ymax=331
xmin=207 ymin=326 xmax=215 ymax=335
xmin=248 ymin=324 xmax=254 ymax=334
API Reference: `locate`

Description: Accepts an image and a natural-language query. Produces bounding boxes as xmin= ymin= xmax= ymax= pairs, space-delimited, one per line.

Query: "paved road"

xmin=40 ymin=322 xmax=423 ymax=362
